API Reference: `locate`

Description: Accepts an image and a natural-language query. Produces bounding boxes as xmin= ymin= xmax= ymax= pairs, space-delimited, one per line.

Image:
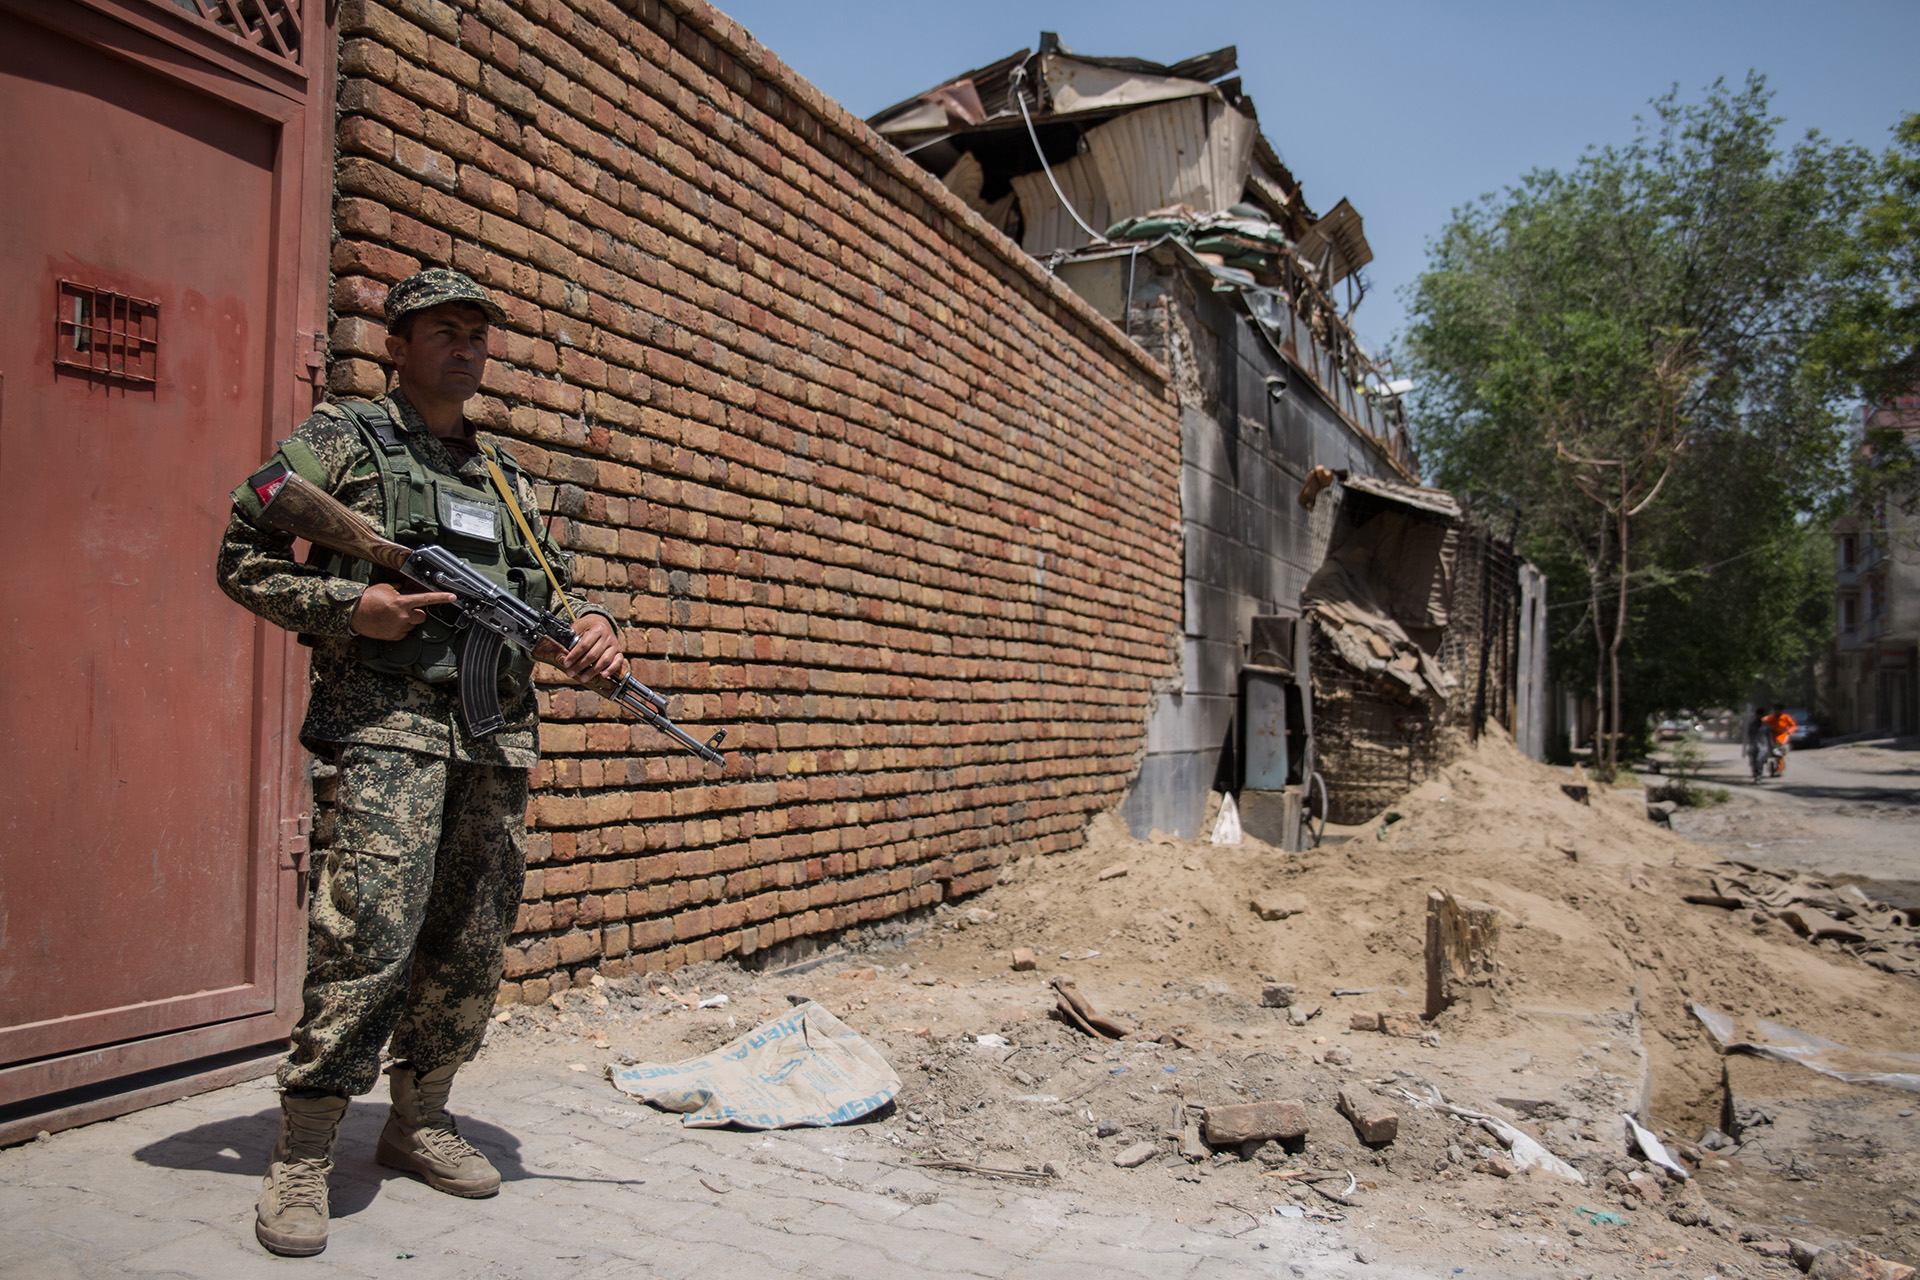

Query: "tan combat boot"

xmin=255 ymin=1092 xmax=349 ymax=1256
xmin=375 ymin=1062 xmax=500 ymax=1197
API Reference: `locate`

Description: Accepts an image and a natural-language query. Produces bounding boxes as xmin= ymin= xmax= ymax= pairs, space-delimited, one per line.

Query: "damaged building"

xmin=873 ymin=35 xmax=1549 ymax=837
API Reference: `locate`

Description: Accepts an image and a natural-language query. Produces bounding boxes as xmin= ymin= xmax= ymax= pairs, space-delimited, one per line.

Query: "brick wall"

xmin=323 ymin=0 xmax=1184 ymax=1002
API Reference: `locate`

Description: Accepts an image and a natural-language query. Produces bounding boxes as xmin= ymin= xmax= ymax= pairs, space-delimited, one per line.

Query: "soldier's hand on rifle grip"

xmin=561 ymin=612 xmax=626 ymax=682
xmin=349 ymin=582 xmax=459 ymax=641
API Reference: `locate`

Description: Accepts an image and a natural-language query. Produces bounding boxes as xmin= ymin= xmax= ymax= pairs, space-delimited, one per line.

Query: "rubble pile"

xmin=472 ymin=726 xmax=1920 ymax=1270
xmin=1685 ymin=861 xmax=1920 ymax=976
xmin=483 ymin=945 xmax=1918 ymax=1275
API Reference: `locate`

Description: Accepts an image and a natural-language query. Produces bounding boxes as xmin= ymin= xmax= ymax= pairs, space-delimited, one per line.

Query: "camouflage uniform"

xmin=218 ymin=386 xmax=607 ymax=1097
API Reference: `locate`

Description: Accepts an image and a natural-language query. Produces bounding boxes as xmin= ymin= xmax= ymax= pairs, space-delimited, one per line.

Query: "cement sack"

xmin=607 ymin=1000 xmax=900 ymax=1128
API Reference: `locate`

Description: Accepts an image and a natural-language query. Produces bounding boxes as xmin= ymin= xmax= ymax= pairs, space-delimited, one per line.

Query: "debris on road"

xmin=1623 ymin=1113 xmax=1692 ymax=1180
xmin=1423 ymin=889 xmax=1500 ymax=1018
xmin=1682 ymin=862 xmax=1920 ymax=976
xmin=1251 ymin=893 xmax=1309 ymax=920
xmin=1805 ymin=1245 xmax=1919 ymax=1280
xmin=1434 ymin=1102 xmax=1586 ymax=1184
xmin=908 ymin=1158 xmax=1057 ymax=1184
xmin=1048 ymin=974 xmax=1184 ymax=1046
xmin=1203 ymin=1100 xmax=1309 ymax=1146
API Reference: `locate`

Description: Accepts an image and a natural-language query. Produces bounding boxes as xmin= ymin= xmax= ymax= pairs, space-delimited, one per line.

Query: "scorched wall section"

xmin=321 ymin=0 xmax=1183 ymax=1001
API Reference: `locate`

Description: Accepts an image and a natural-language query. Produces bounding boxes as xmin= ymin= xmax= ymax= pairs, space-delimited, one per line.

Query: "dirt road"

xmin=1668 ymin=736 xmax=1920 ymax=904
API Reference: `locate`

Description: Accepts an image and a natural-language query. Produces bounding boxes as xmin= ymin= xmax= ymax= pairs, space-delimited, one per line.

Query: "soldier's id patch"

xmin=438 ymin=490 xmax=498 ymax=542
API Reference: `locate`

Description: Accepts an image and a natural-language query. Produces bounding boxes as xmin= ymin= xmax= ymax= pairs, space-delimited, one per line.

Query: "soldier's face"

xmin=388 ymin=304 xmax=490 ymax=405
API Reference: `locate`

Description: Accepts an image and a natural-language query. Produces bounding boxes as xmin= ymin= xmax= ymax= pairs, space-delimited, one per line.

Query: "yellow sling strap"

xmin=478 ymin=442 xmax=578 ymax=624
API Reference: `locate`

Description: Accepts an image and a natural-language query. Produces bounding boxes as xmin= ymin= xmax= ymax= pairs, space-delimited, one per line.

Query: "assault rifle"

xmin=247 ymin=460 xmax=728 ymax=766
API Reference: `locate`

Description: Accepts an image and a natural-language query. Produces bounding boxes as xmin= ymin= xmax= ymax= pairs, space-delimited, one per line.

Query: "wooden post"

xmin=1425 ymin=889 xmax=1500 ymax=1019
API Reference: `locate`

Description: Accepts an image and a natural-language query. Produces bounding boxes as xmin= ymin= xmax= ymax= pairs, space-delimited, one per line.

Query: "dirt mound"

xmin=484 ymin=726 xmax=1920 ymax=1267
xmin=922 ymin=726 xmax=1920 ymax=1128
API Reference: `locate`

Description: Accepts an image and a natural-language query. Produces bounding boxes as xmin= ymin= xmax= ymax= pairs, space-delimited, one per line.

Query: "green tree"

xmin=1811 ymin=112 xmax=1920 ymax=408
xmin=1812 ymin=112 xmax=1920 ymax=537
xmin=1405 ymin=76 xmax=1868 ymax=775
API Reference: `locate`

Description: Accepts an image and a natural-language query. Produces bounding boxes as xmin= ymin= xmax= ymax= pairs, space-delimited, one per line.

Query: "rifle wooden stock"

xmin=259 ymin=471 xmax=412 ymax=573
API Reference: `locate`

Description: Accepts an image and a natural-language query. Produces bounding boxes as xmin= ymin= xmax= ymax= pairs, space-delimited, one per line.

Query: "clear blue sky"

xmin=713 ymin=0 xmax=1917 ymax=363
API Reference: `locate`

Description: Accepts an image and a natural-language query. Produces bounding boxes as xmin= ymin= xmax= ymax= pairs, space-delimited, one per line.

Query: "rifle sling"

xmin=479 ymin=443 xmax=577 ymax=624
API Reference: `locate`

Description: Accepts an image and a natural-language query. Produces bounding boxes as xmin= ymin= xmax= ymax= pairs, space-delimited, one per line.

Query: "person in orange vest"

xmin=1761 ymin=704 xmax=1797 ymax=776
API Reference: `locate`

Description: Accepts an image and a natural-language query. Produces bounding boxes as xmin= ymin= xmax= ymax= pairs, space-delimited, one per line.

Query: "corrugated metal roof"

xmin=1010 ymin=152 xmax=1111 ymax=254
xmin=1341 ymin=473 xmax=1459 ymax=518
xmin=1083 ymin=95 xmax=1256 ymax=231
xmin=1294 ymin=198 xmax=1373 ymax=287
xmin=1040 ymin=54 xmax=1215 ymax=116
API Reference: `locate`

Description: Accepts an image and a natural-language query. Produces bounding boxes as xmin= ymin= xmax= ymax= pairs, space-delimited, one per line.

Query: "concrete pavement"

xmin=0 ymin=1046 xmax=1441 ymax=1280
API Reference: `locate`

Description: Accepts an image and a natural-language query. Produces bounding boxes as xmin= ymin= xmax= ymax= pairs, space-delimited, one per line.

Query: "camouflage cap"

xmin=384 ymin=267 xmax=506 ymax=329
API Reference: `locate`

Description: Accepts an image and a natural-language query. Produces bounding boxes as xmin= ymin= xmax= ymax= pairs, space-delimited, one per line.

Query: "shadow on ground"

xmin=130 ymin=1100 xmax=645 ymax=1216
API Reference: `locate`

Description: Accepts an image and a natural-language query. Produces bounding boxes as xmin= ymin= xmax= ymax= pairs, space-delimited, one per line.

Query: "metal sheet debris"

xmin=1084 ymin=95 xmax=1257 ymax=225
xmin=1690 ymin=1002 xmax=1920 ymax=1093
xmin=1622 ymin=1112 xmax=1692 ymax=1179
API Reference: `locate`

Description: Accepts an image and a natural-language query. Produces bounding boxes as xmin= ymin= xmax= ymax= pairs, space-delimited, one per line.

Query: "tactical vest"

xmin=314 ymin=400 xmax=554 ymax=687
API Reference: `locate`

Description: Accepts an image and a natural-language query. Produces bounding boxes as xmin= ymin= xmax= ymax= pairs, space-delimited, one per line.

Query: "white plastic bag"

xmin=1210 ymin=793 xmax=1243 ymax=846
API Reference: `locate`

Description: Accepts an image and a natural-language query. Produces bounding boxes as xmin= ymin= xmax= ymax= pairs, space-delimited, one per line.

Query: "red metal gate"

xmin=0 ymin=0 xmax=334 ymax=1141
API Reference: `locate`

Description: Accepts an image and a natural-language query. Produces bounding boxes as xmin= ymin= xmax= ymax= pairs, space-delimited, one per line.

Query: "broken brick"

xmin=1337 ymin=1087 xmax=1398 ymax=1145
xmin=1202 ymin=1100 xmax=1309 ymax=1146
xmin=1379 ymin=1010 xmax=1423 ymax=1038
xmin=1251 ymin=893 xmax=1309 ymax=921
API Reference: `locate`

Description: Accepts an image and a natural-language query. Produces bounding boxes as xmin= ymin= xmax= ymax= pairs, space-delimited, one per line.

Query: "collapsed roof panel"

xmin=1340 ymin=473 xmax=1462 ymax=520
xmin=866 ymin=35 xmax=1336 ymax=264
xmin=866 ymin=32 xmax=1406 ymax=468
xmin=1293 ymin=197 xmax=1373 ymax=288
xmin=1085 ymin=95 xmax=1257 ymax=238
xmin=1041 ymin=54 xmax=1216 ymax=116
xmin=1010 ymin=153 xmax=1109 ymax=254
xmin=870 ymin=48 xmax=1030 ymax=137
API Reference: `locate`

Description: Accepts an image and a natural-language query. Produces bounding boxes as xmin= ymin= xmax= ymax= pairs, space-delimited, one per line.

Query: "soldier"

xmin=216 ymin=268 xmax=624 ymax=1256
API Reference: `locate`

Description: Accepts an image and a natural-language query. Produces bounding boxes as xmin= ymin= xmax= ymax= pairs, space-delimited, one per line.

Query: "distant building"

xmin=871 ymin=34 xmax=1550 ymax=836
xmin=1827 ymin=391 xmax=1920 ymax=736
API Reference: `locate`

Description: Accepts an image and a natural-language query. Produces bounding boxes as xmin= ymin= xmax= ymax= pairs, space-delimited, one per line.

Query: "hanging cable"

xmin=1008 ymin=64 xmax=1107 ymax=246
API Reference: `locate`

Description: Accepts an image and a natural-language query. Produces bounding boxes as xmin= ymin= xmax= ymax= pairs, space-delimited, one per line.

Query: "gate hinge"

xmin=280 ymin=813 xmax=311 ymax=868
xmin=300 ymin=332 xmax=327 ymax=393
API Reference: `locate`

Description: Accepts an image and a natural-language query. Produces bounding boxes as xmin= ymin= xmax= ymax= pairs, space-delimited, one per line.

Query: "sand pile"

xmin=922 ymin=725 xmax=1920 ymax=1126
xmin=479 ymin=726 xmax=1920 ymax=1267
